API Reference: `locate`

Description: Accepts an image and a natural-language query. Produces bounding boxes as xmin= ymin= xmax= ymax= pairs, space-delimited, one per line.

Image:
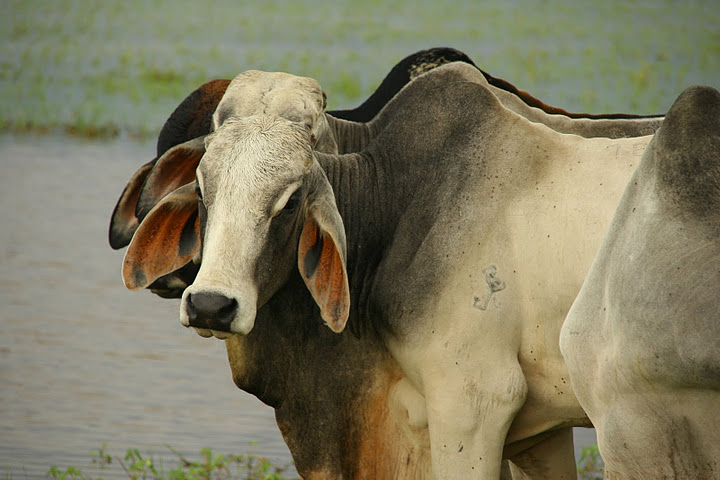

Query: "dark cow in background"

xmin=560 ymin=86 xmax=720 ymax=479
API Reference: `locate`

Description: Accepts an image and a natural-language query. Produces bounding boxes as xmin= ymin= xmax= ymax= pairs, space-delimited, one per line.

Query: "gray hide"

xmin=560 ymin=85 xmax=720 ymax=479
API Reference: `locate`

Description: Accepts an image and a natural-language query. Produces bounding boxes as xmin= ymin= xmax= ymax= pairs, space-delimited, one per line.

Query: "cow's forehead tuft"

xmin=201 ymin=115 xmax=313 ymax=190
xmin=214 ymin=70 xmax=325 ymax=129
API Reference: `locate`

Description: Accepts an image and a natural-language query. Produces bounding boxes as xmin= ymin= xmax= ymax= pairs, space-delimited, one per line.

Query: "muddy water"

xmin=0 ymin=134 xmax=595 ymax=477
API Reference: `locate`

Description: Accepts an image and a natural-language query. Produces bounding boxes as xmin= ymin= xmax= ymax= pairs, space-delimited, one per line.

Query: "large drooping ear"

xmin=123 ymin=183 xmax=200 ymax=290
xmin=135 ymin=136 xmax=206 ymax=221
xmin=109 ymin=159 xmax=156 ymax=249
xmin=297 ymin=171 xmax=350 ymax=333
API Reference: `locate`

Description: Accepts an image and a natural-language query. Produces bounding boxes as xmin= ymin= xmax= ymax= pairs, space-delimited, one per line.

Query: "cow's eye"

xmin=282 ymin=190 xmax=300 ymax=212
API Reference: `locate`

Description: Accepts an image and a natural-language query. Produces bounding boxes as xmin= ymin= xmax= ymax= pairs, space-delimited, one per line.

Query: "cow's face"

xmin=179 ymin=115 xmax=350 ymax=339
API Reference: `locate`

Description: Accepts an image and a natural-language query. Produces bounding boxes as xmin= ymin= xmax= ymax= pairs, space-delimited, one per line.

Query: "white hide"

xmin=174 ymin=66 xmax=665 ymax=479
xmin=180 ymin=116 xmax=315 ymax=335
xmin=212 ymin=70 xmax=338 ymax=154
xmin=560 ymin=86 xmax=720 ymax=480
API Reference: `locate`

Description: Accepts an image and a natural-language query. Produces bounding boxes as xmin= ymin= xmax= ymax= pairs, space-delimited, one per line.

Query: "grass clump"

xmin=577 ymin=444 xmax=604 ymax=480
xmin=34 ymin=442 xmax=606 ymax=479
xmin=44 ymin=444 xmax=296 ymax=480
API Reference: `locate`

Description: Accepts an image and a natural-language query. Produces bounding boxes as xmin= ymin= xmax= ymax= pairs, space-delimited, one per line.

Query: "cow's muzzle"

xmin=180 ymin=286 xmax=257 ymax=338
xmin=186 ymin=292 xmax=237 ymax=332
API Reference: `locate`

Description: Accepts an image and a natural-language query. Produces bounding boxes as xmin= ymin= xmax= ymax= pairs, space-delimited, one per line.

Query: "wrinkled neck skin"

xmin=326 ymin=114 xmax=382 ymax=154
xmin=316 ymin=150 xmax=403 ymax=335
xmin=315 ymin=79 xmax=503 ymax=338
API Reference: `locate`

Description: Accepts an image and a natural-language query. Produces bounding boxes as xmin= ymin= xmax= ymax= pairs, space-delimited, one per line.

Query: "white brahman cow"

xmin=118 ymin=61 xmax=666 ymax=479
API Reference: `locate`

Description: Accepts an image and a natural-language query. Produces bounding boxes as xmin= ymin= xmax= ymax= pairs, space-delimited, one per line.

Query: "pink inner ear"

xmin=109 ymin=159 xmax=155 ymax=249
xmin=123 ymin=186 xmax=200 ymax=290
xmin=298 ymin=218 xmax=350 ymax=332
xmin=136 ymin=140 xmax=205 ymax=220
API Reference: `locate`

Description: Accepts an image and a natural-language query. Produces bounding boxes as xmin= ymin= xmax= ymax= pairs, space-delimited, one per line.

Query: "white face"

xmin=179 ymin=115 xmax=314 ymax=338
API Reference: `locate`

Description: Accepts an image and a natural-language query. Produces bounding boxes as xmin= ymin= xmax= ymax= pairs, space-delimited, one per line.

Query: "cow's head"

xmin=182 ymin=115 xmax=349 ymax=338
xmin=123 ymin=113 xmax=350 ymax=338
xmin=118 ymin=70 xmax=343 ymax=299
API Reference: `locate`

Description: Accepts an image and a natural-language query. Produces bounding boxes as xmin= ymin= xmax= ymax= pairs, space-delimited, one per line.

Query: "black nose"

xmin=186 ymin=292 xmax=238 ymax=331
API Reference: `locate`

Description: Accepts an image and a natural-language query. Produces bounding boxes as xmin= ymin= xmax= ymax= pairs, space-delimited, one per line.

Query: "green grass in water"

xmin=43 ymin=444 xmax=296 ymax=480
xmin=35 ymin=443 xmax=605 ymax=480
xmin=2 ymin=0 xmax=719 ymax=139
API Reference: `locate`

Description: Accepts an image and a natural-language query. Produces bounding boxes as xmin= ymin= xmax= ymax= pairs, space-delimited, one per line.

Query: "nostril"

xmin=186 ymin=295 xmax=198 ymax=321
xmin=218 ymin=298 xmax=237 ymax=324
xmin=216 ymin=298 xmax=238 ymax=326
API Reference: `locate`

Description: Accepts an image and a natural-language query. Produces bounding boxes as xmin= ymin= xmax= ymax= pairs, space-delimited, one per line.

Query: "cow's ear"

xmin=298 ymin=207 xmax=350 ymax=333
xmin=135 ymin=136 xmax=206 ymax=221
xmin=109 ymin=159 xmax=156 ymax=249
xmin=123 ymin=184 xmax=200 ymax=290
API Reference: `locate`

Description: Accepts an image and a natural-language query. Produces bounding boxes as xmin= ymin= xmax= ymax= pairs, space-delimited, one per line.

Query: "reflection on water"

xmin=0 ymin=134 xmax=596 ymax=477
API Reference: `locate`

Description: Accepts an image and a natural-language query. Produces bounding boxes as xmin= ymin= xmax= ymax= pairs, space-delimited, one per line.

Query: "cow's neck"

xmin=316 ymin=139 xmax=447 ymax=336
xmin=327 ymin=115 xmax=380 ymax=154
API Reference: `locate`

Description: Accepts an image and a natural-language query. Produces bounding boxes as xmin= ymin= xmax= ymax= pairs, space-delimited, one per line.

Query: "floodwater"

xmin=0 ymin=134 xmax=293 ymax=478
xmin=0 ymin=134 xmax=595 ymax=478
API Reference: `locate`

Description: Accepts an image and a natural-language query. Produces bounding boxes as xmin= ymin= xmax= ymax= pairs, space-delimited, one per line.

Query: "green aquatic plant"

xmin=45 ymin=444 xmax=296 ymax=480
xmin=37 ymin=442 xmax=607 ymax=480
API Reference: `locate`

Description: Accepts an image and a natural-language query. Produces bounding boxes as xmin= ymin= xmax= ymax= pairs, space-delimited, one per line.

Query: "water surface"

xmin=0 ymin=134 xmax=293 ymax=478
